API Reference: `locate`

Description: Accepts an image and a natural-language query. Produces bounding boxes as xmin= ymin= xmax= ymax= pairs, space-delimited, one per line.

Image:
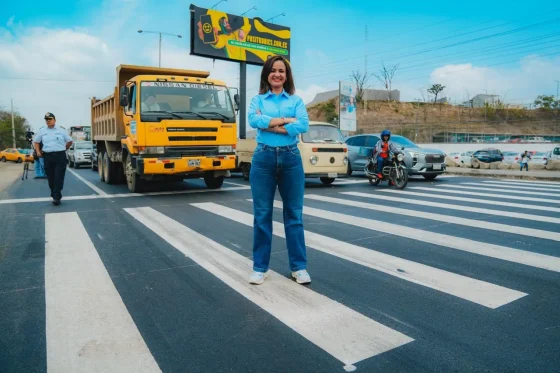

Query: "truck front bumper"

xmin=135 ymin=155 xmax=237 ymax=176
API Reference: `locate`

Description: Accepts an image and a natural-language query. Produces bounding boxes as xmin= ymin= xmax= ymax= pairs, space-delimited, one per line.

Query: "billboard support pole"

xmin=239 ymin=61 xmax=247 ymax=139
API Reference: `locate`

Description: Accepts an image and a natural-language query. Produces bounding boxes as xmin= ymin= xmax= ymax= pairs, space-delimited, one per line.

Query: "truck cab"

xmin=236 ymin=121 xmax=349 ymax=185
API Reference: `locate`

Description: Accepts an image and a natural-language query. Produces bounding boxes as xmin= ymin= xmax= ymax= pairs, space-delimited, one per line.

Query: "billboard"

xmin=189 ymin=4 xmax=291 ymax=65
xmin=339 ymin=81 xmax=357 ymax=132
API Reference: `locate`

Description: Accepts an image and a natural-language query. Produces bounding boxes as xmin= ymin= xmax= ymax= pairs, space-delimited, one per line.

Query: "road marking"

xmin=305 ymin=194 xmax=560 ymax=242
xmin=332 ymin=179 xmax=370 ymax=184
xmin=45 ymin=212 xmax=161 ymax=373
xmin=0 ymin=186 xmax=250 ymax=205
xmin=67 ymin=168 xmax=107 ymax=195
xmin=192 ymin=202 xmax=526 ymax=309
xmin=459 ymin=182 xmax=560 ymax=192
xmin=125 ymin=206 xmax=413 ymax=366
xmin=223 ymin=181 xmax=247 ymax=187
xmin=481 ymin=180 xmax=560 ymax=190
xmin=483 ymin=179 xmax=560 ymax=186
xmin=376 ymin=189 xmax=560 ymax=213
xmin=341 ymin=191 xmax=560 ymax=224
xmin=263 ymin=200 xmax=560 ymax=273
xmin=407 ymin=186 xmax=560 ymax=204
xmin=437 ymin=184 xmax=560 ymax=197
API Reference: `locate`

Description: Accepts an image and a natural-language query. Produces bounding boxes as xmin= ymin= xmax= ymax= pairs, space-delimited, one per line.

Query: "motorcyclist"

xmin=373 ymin=129 xmax=402 ymax=179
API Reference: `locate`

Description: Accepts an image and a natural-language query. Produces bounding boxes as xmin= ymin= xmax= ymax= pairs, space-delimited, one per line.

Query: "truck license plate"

xmin=188 ymin=159 xmax=201 ymax=167
xmin=433 ymin=164 xmax=441 ymax=170
xmin=328 ymin=173 xmax=338 ymax=178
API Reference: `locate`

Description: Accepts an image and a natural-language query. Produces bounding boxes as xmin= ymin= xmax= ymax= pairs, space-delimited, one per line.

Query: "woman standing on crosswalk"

xmin=247 ymin=55 xmax=311 ymax=285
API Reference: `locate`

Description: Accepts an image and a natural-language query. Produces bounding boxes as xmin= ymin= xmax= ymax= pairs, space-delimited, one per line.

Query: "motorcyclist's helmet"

xmin=381 ymin=129 xmax=391 ymax=141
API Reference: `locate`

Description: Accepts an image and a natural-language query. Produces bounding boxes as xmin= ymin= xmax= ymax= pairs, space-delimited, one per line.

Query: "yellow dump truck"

xmin=91 ymin=64 xmax=239 ymax=192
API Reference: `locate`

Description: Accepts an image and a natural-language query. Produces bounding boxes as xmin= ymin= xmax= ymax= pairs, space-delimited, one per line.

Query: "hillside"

xmin=307 ymin=99 xmax=559 ymax=143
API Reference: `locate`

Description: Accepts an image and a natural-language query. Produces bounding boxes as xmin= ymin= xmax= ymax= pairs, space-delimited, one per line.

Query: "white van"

xmin=236 ymin=121 xmax=349 ymax=185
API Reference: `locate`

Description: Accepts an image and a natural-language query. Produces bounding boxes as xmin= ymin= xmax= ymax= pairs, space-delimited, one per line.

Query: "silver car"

xmin=345 ymin=133 xmax=447 ymax=180
xmin=66 ymin=141 xmax=93 ymax=168
xmin=502 ymin=151 xmax=519 ymax=164
xmin=531 ymin=152 xmax=549 ymax=165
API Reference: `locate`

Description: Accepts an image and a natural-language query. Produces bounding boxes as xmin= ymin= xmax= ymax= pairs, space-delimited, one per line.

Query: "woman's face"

xmin=268 ymin=60 xmax=287 ymax=91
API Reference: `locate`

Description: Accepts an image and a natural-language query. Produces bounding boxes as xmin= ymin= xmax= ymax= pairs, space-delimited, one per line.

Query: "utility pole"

xmin=364 ymin=25 xmax=368 ymax=113
xmin=11 ymin=99 xmax=16 ymax=148
xmin=137 ymin=30 xmax=182 ymax=67
xmin=555 ymin=80 xmax=559 ymax=139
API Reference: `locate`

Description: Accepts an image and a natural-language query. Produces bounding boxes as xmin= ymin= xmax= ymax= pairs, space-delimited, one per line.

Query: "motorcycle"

xmin=364 ymin=152 xmax=409 ymax=189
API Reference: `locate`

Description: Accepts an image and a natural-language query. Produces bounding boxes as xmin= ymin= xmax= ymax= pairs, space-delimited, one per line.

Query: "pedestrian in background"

xmin=33 ymin=132 xmax=47 ymax=179
xmin=247 ymin=55 xmax=310 ymax=285
xmin=33 ymin=113 xmax=73 ymax=205
xmin=520 ymin=150 xmax=531 ymax=171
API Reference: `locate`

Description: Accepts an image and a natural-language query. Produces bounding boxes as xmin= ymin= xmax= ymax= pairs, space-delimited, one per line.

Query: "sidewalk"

xmin=445 ymin=167 xmax=560 ymax=181
xmin=0 ymin=162 xmax=25 ymax=193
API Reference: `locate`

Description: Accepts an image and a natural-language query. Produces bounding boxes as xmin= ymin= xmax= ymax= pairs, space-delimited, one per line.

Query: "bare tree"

xmin=350 ymin=70 xmax=371 ymax=103
xmin=427 ymin=84 xmax=445 ymax=104
xmin=373 ymin=62 xmax=399 ymax=101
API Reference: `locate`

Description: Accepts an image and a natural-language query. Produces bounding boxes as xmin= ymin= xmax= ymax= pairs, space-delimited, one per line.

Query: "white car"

xmin=502 ymin=151 xmax=520 ymax=164
xmin=66 ymin=141 xmax=93 ymax=168
xmin=448 ymin=151 xmax=473 ymax=164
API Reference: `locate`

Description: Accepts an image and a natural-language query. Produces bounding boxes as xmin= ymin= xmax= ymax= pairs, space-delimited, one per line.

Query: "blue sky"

xmin=1 ymin=0 xmax=559 ymax=130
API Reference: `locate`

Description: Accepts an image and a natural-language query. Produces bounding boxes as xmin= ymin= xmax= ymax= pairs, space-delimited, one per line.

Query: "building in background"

xmin=462 ymin=94 xmax=500 ymax=108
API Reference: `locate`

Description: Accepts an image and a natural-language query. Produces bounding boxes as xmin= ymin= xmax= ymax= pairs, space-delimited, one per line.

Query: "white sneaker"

xmin=291 ymin=269 xmax=311 ymax=284
xmin=249 ymin=271 xmax=268 ymax=285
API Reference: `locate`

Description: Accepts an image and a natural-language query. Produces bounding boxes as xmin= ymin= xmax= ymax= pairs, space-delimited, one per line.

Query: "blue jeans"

xmin=250 ymin=143 xmax=307 ymax=273
xmin=377 ymin=156 xmax=385 ymax=174
xmin=520 ymin=163 xmax=528 ymax=171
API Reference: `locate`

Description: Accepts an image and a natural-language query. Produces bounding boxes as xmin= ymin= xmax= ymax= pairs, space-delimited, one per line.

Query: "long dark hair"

xmin=259 ymin=56 xmax=295 ymax=95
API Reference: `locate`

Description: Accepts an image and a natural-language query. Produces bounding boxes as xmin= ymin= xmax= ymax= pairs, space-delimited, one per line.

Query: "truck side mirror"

xmin=234 ymin=93 xmax=240 ymax=108
xmin=119 ymin=86 xmax=128 ymax=107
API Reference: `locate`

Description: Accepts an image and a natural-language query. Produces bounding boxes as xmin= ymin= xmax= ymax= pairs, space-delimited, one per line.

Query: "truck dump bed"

xmin=91 ymin=64 xmax=211 ymax=142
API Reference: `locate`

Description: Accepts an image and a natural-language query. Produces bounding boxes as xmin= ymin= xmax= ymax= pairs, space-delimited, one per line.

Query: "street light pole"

xmin=240 ymin=6 xmax=257 ymax=16
xmin=137 ymin=30 xmax=182 ymax=67
xmin=11 ymin=99 xmax=16 ymax=148
xmin=266 ymin=13 xmax=285 ymax=24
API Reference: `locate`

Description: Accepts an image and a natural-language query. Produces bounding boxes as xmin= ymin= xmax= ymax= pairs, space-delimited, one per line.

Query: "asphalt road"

xmin=1 ymin=165 xmax=559 ymax=373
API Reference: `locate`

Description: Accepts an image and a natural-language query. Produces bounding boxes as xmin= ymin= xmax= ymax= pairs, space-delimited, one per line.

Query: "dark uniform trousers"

xmin=43 ymin=151 xmax=68 ymax=201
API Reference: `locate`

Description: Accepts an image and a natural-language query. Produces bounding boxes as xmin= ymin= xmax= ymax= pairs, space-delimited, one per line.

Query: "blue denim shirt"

xmin=248 ymin=90 xmax=309 ymax=147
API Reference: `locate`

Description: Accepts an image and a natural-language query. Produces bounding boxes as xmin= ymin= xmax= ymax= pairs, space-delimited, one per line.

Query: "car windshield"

xmin=75 ymin=143 xmax=92 ymax=150
xmin=140 ymin=82 xmax=235 ymax=121
xmin=390 ymin=135 xmax=419 ymax=148
xmin=18 ymin=149 xmax=31 ymax=154
xmin=534 ymin=152 xmax=546 ymax=156
xmin=503 ymin=152 xmax=517 ymax=156
xmin=302 ymin=125 xmax=345 ymax=143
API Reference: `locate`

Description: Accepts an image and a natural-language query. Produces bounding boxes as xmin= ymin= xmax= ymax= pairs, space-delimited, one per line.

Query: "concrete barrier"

xmin=546 ymin=160 xmax=560 ymax=170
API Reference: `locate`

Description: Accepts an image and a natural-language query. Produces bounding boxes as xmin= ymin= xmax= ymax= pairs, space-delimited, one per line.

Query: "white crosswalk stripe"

xmin=466 ymin=181 xmax=560 ymax=191
xmin=482 ymin=179 xmax=560 ymax=186
xmin=436 ymin=184 xmax=560 ymax=197
xmin=408 ymin=186 xmax=560 ymax=204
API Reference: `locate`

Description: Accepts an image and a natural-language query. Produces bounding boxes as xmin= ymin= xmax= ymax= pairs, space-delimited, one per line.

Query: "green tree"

xmin=534 ymin=95 xmax=559 ymax=110
xmin=427 ymin=84 xmax=446 ymax=104
xmin=0 ymin=109 xmax=31 ymax=150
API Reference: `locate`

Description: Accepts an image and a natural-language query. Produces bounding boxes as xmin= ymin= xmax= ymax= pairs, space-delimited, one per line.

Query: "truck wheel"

xmin=103 ymin=152 xmax=116 ymax=184
xmin=320 ymin=177 xmax=335 ymax=185
xmin=242 ymin=163 xmax=251 ymax=180
xmin=204 ymin=174 xmax=224 ymax=189
xmin=98 ymin=152 xmax=105 ymax=182
xmin=125 ymin=156 xmax=144 ymax=193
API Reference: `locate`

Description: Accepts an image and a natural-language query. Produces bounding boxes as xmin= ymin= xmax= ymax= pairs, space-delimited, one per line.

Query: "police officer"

xmin=33 ymin=113 xmax=73 ymax=205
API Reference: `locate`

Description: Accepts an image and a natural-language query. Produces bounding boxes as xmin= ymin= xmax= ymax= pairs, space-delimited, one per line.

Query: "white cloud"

xmin=0 ymin=26 xmax=123 ymax=131
xmin=428 ymin=55 xmax=560 ymax=104
xmin=6 ymin=16 xmax=15 ymax=28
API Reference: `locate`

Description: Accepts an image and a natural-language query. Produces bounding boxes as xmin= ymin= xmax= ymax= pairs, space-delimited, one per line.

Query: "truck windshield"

xmin=140 ymin=81 xmax=235 ymax=121
xmin=302 ymin=125 xmax=344 ymax=143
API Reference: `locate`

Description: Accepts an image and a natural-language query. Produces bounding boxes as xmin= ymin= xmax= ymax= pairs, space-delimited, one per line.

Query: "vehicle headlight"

xmin=310 ymin=155 xmax=318 ymax=165
xmin=140 ymin=147 xmax=165 ymax=155
xmin=343 ymin=156 xmax=348 ymax=165
xmin=408 ymin=151 xmax=419 ymax=158
xmin=218 ymin=146 xmax=233 ymax=153
xmin=397 ymin=153 xmax=404 ymax=162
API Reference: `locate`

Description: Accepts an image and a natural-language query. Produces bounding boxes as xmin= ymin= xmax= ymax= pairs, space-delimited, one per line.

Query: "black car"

xmin=472 ymin=148 xmax=504 ymax=163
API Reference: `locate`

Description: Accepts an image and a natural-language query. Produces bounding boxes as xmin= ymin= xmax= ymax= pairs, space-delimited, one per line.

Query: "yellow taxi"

xmin=0 ymin=148 xmax=34 ymax=163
